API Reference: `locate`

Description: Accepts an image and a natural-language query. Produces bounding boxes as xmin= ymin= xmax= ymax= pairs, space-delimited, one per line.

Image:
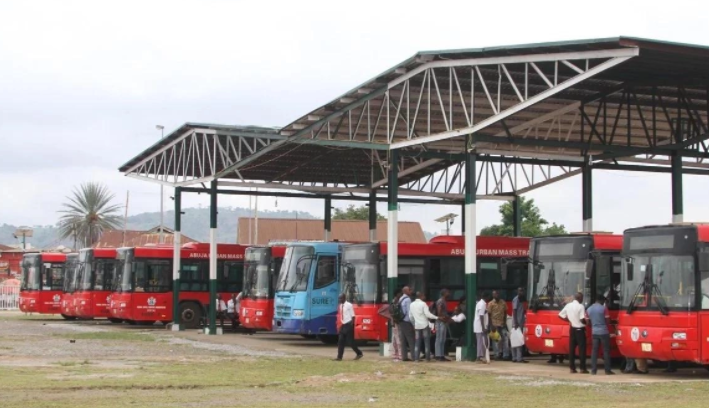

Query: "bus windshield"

xmin=341 ymin=246 xmax=379 ymax=304
xmin=529 ymin=259 xmax=588 ymax=310
xmin=78 ymin=251 xmax=94 ymax=291
xmin=622 ymin=254 xmax=696 ymax=312
xmin=114 ymin=249 xmax=135 ymax=293
xmin=94 ymin=259 xmax=117 ymax=291
xmin=243 ymin=248 xmax=271 ymax=299
xmin=277 ymin=246 xmax=314 ymax=292
xmin=21 ymin=255 xmax=41 ymax=290
xmin=64 ymin=256 xmax=80 ymax=293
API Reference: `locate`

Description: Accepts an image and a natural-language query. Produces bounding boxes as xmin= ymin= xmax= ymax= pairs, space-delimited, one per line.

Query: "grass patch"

xmin=2 ymin=356 xmax=709 ymax=408
xmin=54 ymin=332 xmax=154 ymax=342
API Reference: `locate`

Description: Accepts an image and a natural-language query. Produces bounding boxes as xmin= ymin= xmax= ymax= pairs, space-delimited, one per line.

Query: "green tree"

xmin=58 ymin=182 xmax=123 ymax=248
xmin=480 ymin=196 xmax=566 ymax=237
xmin=332 ymin=204 xmax=385 ymax=221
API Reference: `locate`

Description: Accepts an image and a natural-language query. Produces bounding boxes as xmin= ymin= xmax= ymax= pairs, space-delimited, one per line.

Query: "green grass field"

xmin=2 ymin=354 xmax=709 ymax=408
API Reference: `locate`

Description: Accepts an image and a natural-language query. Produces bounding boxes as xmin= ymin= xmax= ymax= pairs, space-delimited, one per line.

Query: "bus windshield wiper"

xmin=626 ymin=267 xmax=669 ymax=316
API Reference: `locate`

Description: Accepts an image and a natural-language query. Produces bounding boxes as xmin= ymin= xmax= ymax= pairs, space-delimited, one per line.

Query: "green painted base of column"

xmin=464 ymin=273 xmax=477 ymax=361
xmin=172 ymin=279 xmax=181 ymax=327
xmin=209 ymin=279 xmax=217 ymax=335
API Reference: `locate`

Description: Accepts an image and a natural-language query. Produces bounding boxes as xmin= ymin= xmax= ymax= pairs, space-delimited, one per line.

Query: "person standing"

xmin=559 ymin=292 xmax=588 ymax=374
xmin=487 ymin=290 xmax=510 ymax=361
xmin=435 ymin=289 xmax=452 ymax=362
xmin=474 ymin=292 xmax=491 ymax=363
xmin=398 ymin=286 xmax=415 ymax=361
xmin=334 ymin=294 xmax=363 ymax=361
xmin=586 ymin=295 xmax=614 ymax=375
xmin=378 ymin=288 xmax=403 ymax=361
xmin=409 ymin=292 xmax=438 ymax=362
xmin=226 ymin=293 xmax=239 ymax=332
xmin=511 ymin=287 xmax=528 ymax=363
xmin=216 ymin=294 xmax=228 ymax=328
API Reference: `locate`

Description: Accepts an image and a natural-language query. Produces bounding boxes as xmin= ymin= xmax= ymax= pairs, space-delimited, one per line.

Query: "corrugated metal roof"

xmin=93 ymin=229 xmax=198 ymax=248
xmin=237 ymin=218 xmax=426 ymax=245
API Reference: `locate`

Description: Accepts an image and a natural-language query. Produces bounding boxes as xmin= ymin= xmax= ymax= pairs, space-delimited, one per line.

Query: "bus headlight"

xmin=292 ymin=310 xmax=304 ymax=317
xmin=120 ymin=303 xmax=126 ymax=308
xmin=672 ymin=332 xmax=687 ymax=340
xmin=362 ymin=319 xmax=372 ymax=324
xmin=242 ymin=309 xmax=248 ymax=316
xmin=255 ymin=310 xmax=263 ymax=316
xmin=81 ymin=301 xmax=86 ymax=305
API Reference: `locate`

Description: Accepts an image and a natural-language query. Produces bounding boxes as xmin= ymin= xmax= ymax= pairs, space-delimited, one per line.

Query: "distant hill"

xmin=0 ymin=207 xmax=315 ymax=248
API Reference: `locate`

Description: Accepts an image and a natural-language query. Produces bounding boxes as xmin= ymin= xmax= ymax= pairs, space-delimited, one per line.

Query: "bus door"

xmin=309 ymin=254 xmax=338 ymax=334
xmin=397 ymin=258 xmax=425 ymax=296
xmin=698 ymin=250 xmax=709 ymax=363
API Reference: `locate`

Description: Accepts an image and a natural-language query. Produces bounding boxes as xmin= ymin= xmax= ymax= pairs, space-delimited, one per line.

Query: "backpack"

xmin=390 ymin=299 xmax=405 ymax=323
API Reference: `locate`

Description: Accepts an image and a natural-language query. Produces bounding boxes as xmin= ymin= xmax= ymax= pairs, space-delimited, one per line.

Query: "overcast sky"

xmin=1 ymin=0 xmax=708 ymax=239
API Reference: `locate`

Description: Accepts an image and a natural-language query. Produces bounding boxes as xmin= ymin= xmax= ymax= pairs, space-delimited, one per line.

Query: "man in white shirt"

xmin=558 ymin=292 xmax=588 ymax=373
xmin=474 ymin=292 xmax=491 ymax=363
xmin=408 ymin=292 xmax=438 ymax=362
xmin=226 ymin=293 xmax=240 ymax=332
xmin=216 ymin=294 xmax=228 ymax=328
xmin=334 ymin=293 xmax=363 ymax=361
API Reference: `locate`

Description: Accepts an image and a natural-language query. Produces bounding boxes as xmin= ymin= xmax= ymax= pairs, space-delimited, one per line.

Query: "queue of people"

xmin=375 ymin=286 xmax=529 ymax=364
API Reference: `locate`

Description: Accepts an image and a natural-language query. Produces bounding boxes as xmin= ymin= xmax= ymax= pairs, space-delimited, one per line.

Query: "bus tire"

xmin=179 ymin=302 xmax=203 ymax=329
xmin=108 ymin=318 xmax=123 ymax=324
xmin=61 ymin=314 xmax=77 ymax=321
xmin=317 ymin=335 xmax=338 ymax=345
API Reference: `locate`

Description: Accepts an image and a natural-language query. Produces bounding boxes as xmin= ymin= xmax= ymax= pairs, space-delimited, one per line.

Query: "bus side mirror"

xmin=625 ymin=258 xmax=634 ymax=281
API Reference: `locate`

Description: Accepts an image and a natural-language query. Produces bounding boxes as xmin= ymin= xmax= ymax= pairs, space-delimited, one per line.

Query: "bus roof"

xmin=285 ymin=241 xmax=348 ymax=252
xmin=531 ymin=233 xmax=622 ymax=251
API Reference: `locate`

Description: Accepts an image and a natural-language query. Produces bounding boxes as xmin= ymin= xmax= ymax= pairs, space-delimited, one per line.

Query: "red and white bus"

xmin=110 ymin=243 xmax=244 ymax=327
xmin=18 ymin=253 xmax=67 ymax=316
xmin=75 ymin=248 xmax=119 ymax=321
xmin=617 ymin=224 xmax=709 ymax=367
xmin=60 ymin=253 xmax=80 ymax=319
xmin=239 ymin=246 xmax=286 ymax=331
xmin=339 ymin=235 xmax=530 ymax=342
xmin=525 ymin=233 xmax=623 ymax=358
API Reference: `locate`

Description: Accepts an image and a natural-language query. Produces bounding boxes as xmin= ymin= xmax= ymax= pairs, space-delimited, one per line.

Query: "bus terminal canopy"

xmin=120 ymin=37 xmax=709 ymax=201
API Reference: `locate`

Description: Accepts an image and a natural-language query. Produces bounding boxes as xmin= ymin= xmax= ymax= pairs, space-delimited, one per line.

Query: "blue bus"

xmin=272 ymin=242 xmax=343 ymax=343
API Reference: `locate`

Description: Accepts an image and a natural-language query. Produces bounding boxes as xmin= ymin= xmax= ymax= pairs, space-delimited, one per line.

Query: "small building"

xmin=0 ymin=244 xmax=37 ymax=280
xmin=237 ymin=218 xmax=426 ymax=245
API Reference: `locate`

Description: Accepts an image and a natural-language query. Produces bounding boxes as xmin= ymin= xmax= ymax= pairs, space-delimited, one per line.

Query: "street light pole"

xmin=156 ymin=125 xmax=165 ymax=244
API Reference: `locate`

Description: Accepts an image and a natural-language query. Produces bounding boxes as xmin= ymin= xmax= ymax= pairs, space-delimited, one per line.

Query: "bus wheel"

xmin=317 ymin=335 xmax=338 ymax=345
xmin=179 ymin=302 xmax=203 ymax=329
xmin=108 ymin=318 xmax=123 ymax=324
xmin=61 ymin=314 xmax=77 ymax=321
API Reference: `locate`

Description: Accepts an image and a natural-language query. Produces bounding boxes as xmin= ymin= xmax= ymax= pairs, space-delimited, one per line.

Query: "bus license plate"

xmin=641 ymin=343 xmax=652 ymax=352
xmin=544 ymin=339 xmax=554 ymax=347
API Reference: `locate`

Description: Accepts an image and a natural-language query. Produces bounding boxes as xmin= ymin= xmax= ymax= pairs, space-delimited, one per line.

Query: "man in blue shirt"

xmin=586 ymin=295 xmax=614 ymax=375
xmin=397 ymin=286 xmax=415 ymax=361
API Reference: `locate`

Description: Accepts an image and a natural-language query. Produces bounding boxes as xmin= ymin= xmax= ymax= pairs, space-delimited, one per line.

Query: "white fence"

xmin=0 ymin=285 xmax=19 ymax=310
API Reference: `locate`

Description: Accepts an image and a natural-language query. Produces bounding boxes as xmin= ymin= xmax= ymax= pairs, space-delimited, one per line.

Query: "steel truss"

xmin=123 ymin=125 xmax=285 ymax=187
xmin=282 ymin=48 xmax=638 ymax=150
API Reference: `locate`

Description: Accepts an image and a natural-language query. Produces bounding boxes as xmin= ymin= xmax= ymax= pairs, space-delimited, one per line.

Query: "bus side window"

xmin=314 ymin=256 xmax=336 ymax=289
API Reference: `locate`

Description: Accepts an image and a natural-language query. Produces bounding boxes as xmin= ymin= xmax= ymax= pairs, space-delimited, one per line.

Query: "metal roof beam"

xmin=390 ymin=51 xmax=638 ymax=150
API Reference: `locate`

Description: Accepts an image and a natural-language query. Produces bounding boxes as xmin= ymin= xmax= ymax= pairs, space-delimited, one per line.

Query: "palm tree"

xmin=58 ymin=182 xmax=122 ymax=248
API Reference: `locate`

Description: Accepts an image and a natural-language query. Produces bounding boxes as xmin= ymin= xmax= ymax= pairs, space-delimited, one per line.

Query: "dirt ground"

xmin=1 ymin=311 xmax=708 ymax=408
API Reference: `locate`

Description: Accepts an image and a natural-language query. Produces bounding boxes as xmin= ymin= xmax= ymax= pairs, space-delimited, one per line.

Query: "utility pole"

xmin=156 ymin=125 xmax=165 ymax=243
